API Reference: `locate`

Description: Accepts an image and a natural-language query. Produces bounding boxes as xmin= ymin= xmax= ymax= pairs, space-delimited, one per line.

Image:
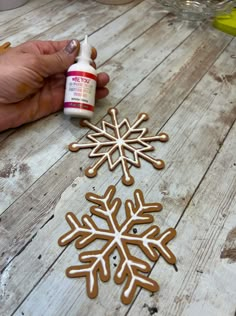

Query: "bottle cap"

xmin=76 ymin=35 xmax=92 ymax=63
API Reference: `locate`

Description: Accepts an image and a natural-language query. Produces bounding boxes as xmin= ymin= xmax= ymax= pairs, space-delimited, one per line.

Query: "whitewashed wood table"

xmin=0 ymin=0 xmax=236 ymax=315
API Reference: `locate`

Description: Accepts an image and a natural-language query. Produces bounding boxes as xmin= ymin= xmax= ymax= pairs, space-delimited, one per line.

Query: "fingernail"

xmin=64 ymin=39 xmax=78 ymax=54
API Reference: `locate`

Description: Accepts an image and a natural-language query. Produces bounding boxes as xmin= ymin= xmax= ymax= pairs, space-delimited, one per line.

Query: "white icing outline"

xmin=59 ymin=186 xmax=176 ymax=304
xmin=68 ymin=108 xmax=168 ymax=185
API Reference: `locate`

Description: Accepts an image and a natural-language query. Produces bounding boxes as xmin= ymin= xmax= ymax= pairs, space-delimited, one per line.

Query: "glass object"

xmin=96 ymin=0 xmax=134 ymax=4
xmin=0 ymin=0 xmax=28 ymax=11
xmin=156 ymin=0 xmax=236 ymax=20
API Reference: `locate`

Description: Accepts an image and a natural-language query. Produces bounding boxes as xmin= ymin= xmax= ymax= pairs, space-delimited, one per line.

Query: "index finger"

xmin=39 ymin=41 xmax=97 ymax=59
xmin=17 ymin=39 xmax=97 ymax=60
xmin=16 ymin=40 xmax=72 ymax=54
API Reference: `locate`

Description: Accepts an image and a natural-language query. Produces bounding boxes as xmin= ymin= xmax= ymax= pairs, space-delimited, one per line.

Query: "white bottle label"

xmin=64 ymin=71 xmax=97 ymax=112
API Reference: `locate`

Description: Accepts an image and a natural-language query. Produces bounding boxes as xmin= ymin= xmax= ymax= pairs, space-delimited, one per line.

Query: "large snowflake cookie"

xmin=58 ymin=185 xmax=176 ymax=304
xmin=69 ymin=108 xmax=169 ymax=186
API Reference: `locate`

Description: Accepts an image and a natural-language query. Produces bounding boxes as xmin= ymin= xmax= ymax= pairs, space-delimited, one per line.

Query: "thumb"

xmin=40 ymin=39 xmax=80 ymax=76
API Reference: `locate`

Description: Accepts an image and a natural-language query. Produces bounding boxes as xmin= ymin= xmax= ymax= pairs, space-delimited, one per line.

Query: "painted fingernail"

xmin=64 ymin=39 xmax=78 ymax=54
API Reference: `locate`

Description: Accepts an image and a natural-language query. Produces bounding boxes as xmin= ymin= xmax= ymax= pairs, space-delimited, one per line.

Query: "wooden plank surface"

xmin=128 ymin=122 xmax=236 ymax=316
xmin=0 ymin=0 xmax=235 ymax=315
xmin=0 ymin=0 xmax=53 ymax=26
xmin=0 ymin=0 xmax=165 ymax=216
xmin=8 ymin=33 xmax=236 ymax=316
xmin=0 ymin=4 xmax=200 ymax=269
xmin=0 ymin=0 xmax=142 ymax=45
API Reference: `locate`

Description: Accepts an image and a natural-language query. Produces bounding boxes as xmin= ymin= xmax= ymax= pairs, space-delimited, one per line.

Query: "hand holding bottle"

xmin=0 ymin=39 xmax=109 ymax=132
xmin=64 ymin=36 xmax=98 ymax=118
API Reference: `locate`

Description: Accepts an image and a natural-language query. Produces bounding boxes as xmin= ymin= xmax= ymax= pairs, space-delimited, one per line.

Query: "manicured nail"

xmin=64 ymin=39 xmax=78 ymax=54
xmin=3 ymin=42 xmax=11 ymax=49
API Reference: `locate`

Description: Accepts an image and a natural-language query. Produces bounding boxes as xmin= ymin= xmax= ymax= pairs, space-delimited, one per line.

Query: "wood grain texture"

xmin=10 ymin=35 xmax=236 ymax=316
xmin=0 ymin=0 xmax=149 ymax=216
xmin=128 ymin=118 xmax=236 ymax=316
xmin=0 ymin=0 xmax=142 ymax=45
xmin=0 ymin=0 xmax=53 ymax=26
xmin=0 ymin=0 xmax=235 ymax=315
xmin=0 ymin=6 xmax=199 ymax=269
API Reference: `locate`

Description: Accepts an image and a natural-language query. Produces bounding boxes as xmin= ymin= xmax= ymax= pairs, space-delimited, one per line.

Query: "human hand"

xmin=0 ymin=39 xmax=110 ymax=132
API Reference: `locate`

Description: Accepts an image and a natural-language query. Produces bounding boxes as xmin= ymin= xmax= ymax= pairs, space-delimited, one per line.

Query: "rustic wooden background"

xmin=0 ymin=0 xmax=235 ymax=315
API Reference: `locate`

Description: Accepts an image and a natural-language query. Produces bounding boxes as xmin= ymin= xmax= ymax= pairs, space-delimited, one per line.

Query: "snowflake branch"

xmin=86 ymin=185 xmax=121 ymax=233
xmin=66 ymin=240 xmax=116 ymax=299
xmin=134 ymin=150 xmax=165 ymax=169
xmin=109 ymin=108 xmax=121 ymax=139
xmin=122 ymin=112 xmax=149 ymax=139
xmin=85 ymin=144 xmax=118 ymax=178
xmin=124 ymin=133 xmax=169 ymax=145
xmin=82 ymin=119 xmax=117 ymax=141
xmin=121 ymin=189 xmax=162 ymax=233
xmin=122 ymin=140 xmax=166 ymax=170
xmin=68 ymin=116 xmax=117 ymax=152
xmin=114 ymin=242 xmax=159 ymax=305
xmin=69 ymin=142 xmax=97 ymax=152
xmin=58 ymin=212 xmax=113 ymax=248
xmin=123 ymin=226 xmax=176 ymax=264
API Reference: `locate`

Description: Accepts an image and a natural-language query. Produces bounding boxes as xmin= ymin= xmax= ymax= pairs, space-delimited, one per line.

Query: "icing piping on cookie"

xmin=58 ymin=186 xmax=176 ymax=304
xmin=68 ymin=108 xmax=169 ymax=186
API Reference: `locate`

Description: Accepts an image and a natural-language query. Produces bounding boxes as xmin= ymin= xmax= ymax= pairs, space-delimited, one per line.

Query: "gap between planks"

xmin=2 ymin=29 xmax=236 ymax=316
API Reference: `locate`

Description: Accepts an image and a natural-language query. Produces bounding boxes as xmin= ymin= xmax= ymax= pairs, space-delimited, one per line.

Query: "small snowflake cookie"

xmin=58 ymin=185 xmax=176 ymax=305
xmin=68 ymin=108 xmax=169 ymax=186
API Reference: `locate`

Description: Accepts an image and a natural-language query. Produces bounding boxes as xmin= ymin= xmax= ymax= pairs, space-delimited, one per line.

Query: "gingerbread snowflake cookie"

xmin=69 ymin=108 xmax=169 ymax=186
xmin=58 ymin=185 xmax=176 ymax=305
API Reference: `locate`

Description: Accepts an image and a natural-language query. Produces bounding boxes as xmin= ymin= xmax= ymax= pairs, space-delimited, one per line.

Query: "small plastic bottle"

xmin=64 ymin=35 xmax=97 ymax=118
